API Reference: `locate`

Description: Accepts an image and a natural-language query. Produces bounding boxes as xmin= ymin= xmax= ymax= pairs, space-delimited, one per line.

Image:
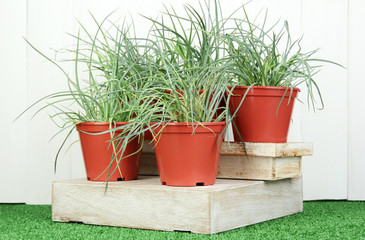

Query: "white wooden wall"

xmin=348 ymin=0 xmax=365 ymax=200
xmin=0 ymin=0 xmax=27 ymax=203
xmin=1 ymin=0 xmax=362 ymax=204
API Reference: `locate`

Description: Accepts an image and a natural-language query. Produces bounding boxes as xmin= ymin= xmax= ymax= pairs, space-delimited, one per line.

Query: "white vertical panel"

xmin=301 ymin=0 xmax=348 ymax=200
xmin=0 ymin=0 xmax=27 ymax=202
xmin=26 ymin=0 xmax=75 ymax=204
xmin=348 ymin=0 xmax=365 ymax=200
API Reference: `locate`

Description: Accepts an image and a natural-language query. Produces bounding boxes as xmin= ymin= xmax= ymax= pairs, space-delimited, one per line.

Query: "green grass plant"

xmin=145 ymin=0 xmax=232 ymax=130
xmin=15 ymin=13 xmax=158 ymax=182
xmin=223 ymin=7 xmax=343 ymax=110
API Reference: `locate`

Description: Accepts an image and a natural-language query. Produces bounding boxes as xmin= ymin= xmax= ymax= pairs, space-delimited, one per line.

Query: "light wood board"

xmin=142 ymin=142 xmax=313 ymax=157
xmin=216 ymin=156 xmax=302 ymax=180
xmin=140 ymin=142 xmax=306 ymax=180
xmin=52 ymin=176 xmax=303 ymax=234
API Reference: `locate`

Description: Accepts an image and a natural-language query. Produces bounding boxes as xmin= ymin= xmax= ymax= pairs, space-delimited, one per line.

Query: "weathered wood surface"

xmin=221 ymin=142 xmax=313 ymax=157
xmin=216 ymin=156 xmax=301 ymax=180
xmin=140 ymin=142 xmax=306 ymax=180
xmin=52 ymin=176 xmax=303 ymax=234
xmin=143 ymin=142 xmax=313 ymax=157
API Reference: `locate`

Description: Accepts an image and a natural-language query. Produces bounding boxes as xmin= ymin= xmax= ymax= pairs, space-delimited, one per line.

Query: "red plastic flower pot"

xmin=152 ymin=122 xmax=226 ymax=186
xmin=228 ymin=86 xmax=299 ymax=143
xmin=76 ymin=122 xmax=142 ymax=181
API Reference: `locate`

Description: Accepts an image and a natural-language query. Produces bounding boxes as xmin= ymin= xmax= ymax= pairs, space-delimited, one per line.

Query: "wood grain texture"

xmin=216 ymin=156 xmax=302 ymax=180
xmin=143 ymin=142 xmax=313 ymax=157
xmin=140 ymin=143 xmax=303 ymax=180
xmin=220 ymin=142 xmax=313 ymax=157
xmin=52 ymin=176 xmax=303 ymax=234
xmin=211 ymin=177 xmax=303 ymax=233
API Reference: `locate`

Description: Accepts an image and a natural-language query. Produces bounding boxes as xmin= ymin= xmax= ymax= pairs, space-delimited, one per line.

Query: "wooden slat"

xmin=139 ymin=155 xmax=301 ymax=181
xmin=211 ymin=177 xmax=303 ymax=233
xmin=52 ymin=176 xmax=303 ymax=234
xmin=140 ymin=142 xmax=306 ymax=180
xmin=220 ymin=142 xmax=313 ymax=157
xmin=142 ymin=142 xmax=313 ymax=157
xmin=216 ymin=156 xmax=301 ymax=180
xmin=138 ymin=152 xmax=158 ymax=176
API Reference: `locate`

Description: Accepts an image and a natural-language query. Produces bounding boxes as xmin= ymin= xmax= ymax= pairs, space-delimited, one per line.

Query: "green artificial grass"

xmin=0 ymin=201 xmax=364 ymax=240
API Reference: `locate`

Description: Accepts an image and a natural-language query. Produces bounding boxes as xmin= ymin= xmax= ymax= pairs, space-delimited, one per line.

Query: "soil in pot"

xmin=76 ymin=122 xmax=142 ymax=181
xmin=228 ymin=86 xmax=299 ymax=143
xmin=152 ymin=121 xmax=226 ymax=187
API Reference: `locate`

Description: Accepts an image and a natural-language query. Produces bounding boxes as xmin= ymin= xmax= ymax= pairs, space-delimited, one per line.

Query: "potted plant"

xmin=144 ymin=1 xmax=231 ymax=187
xmin=224 ymin=8 xmax=342 ymax=143
xmin=16 ymin=15 xmax=154 ymax=183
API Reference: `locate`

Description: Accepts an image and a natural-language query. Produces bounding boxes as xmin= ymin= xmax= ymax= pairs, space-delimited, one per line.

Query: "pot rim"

xmin=76 ymin=122 xmax=131 ymax=133
xmin=151 ymin=121 xmax=226 ymax=135
xmin=76 ymin=121 xmax=130 ymax=126
xmin=151 ymin=121 xmax=226 ymax=127
xmin=228 ymin=85 xmax=301 ymax=92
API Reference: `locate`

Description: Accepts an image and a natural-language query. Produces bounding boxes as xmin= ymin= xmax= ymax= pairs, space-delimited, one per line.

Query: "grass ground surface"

xmin=0 ymin=201 xmax=364 ymax=239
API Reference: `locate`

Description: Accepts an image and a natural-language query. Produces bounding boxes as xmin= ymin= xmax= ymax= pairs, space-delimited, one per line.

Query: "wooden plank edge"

xmin=221 ymin=142 xmax=313 ymax=157
xmin=143 ymin=142 xmax=313 ymax=157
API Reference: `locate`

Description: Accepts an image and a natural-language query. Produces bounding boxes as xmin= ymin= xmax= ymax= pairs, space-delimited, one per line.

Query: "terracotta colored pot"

xmin=152 ymin=122 xmax=226 ymax=186
xmin=228 ymin=86 xmax=299 ymax=143
xmin=76 ymin=122 xmax=141 ymax=181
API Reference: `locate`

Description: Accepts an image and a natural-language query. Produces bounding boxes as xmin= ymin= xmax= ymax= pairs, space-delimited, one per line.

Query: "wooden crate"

xmin=140 ymin=142 xmax=312 ymax=180
xmin=52 ymin=176 xmax=303 ymax=234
